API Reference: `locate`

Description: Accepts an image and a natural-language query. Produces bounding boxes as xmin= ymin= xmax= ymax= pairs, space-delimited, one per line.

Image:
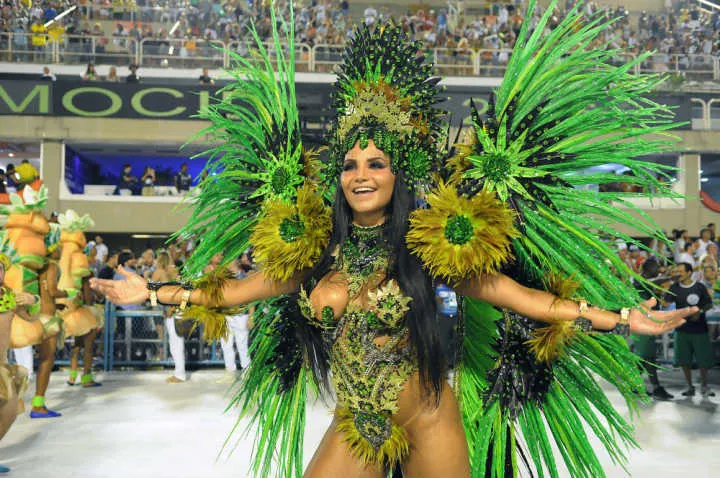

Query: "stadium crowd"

xmin=1 ymin=1 xmax=719 ymax=66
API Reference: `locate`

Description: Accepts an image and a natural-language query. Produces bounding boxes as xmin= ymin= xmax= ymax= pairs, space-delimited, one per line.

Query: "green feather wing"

xmin=457 ymin=0 xmax=683 ymax=309
xmin=174 ymin=6 xmax=304 ymax=277
xmin=223 ymin=298 xmax=314 ymax=478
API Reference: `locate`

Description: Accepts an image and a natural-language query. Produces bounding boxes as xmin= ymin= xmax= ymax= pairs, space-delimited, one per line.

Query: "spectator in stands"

xmin=140 ymin=166 xmax=156 ymax=196
xmin=667 ymin=262 xmax=715 ymax=397
xmin=97 ymin=250 xmax=119 ymax=280
xmin=105 ymin=65 xmax=120 ymax=82
xmin=126 ymin=63 xmax=140 ymax=83
xmin=30 ymin=19 xmax=48 ymax=62
xmin=627 ymin=244 xmax=647 ymax=274
xmin=82 ymin=62 xmax=98 ymax=81
xmin=41 ymin=66 xmax=56 ymax=81
xmin=216 ymin=253 xmax=253 ymax=382
xmin=138 ymin=248 xmax=156 ymax=279
xmin=86 ymin=246 xmax=102 ymax=277
xmin=11 ymin=20 xmax=28 ymax=62
xmin=152 ymin=253 xmax=186 ymax=383
xmin=174 ymin=162 xmax=192 ymax=194
xmin=198 ymin=67 xmax=214 ymax=85
xmin=4 ymin=164 xmax=19 ymax=193
xmin=633 ymin=259 xmax=674 ymax=401
xmin=696 ymin=228 xmax=715 ymax=258
xmin=708 ymin=223 xmax=718 ymax=242
xmin=673 ymin=228 xmax=689 ymax=262
xmin=677 ymin=241 xmax=697 ymax=268
xmin=0 ymin=170 xmax=6 ymax=195
xmin=116 ymin=163 xmax=138 ymax=195
xmin=114 ymin=252 xmax=139 ymax=290
xmin=15 ymin=159 xmax=39 ymax=185
xmin=43 ymin=3 xmax=57 ymax=24
xmin=706 ymin=242 xmax=719 ymax=268
xmin=93 ymin=235 xmax=108 ymax=264
xmin=700 ymin=265 xmax=718 ymax=294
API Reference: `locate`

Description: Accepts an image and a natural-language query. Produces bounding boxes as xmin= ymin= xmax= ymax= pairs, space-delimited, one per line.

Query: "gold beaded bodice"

xmin=299 ymin=224 xmax=417 ymax=463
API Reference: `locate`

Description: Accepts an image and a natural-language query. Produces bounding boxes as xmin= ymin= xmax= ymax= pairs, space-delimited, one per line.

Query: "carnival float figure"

xmin=56 ymin=210 xmax=103 ymax=388
xmin=0 ymin=237 xmax=40 ymax=472
xmin=92 ymin=1 xmax=697 ymax=477
xmin=57 ymin=210 xmax=98 ymax=338
xmin=3 ymin=187 xmax=48 ymax=349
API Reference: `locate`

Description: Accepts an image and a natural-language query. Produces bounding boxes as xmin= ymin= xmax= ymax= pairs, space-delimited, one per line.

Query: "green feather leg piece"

xmin=173 ymin=4 xmax=304 ymax=277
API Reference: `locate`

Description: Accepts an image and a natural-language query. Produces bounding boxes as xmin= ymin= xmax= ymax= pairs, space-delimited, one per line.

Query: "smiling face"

xmin=340 ymin=140 xmax=396 ymax=227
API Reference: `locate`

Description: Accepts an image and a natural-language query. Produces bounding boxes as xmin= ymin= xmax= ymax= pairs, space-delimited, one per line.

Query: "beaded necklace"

xmin=335 ymin=223 xmax=390 ymax=297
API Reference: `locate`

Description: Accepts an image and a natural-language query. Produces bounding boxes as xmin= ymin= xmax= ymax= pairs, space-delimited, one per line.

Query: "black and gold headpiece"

xmin=327 ymin=23 xmax=446 ymax=187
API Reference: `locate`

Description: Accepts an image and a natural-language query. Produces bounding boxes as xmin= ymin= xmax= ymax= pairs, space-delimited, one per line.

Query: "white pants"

xmin=13 ymin=346 xmax=33 ymax=379
xmin=164 ymin=317 xmax=185 ymax=381
xmin=220 ymin=314 xmax=250 ymax=371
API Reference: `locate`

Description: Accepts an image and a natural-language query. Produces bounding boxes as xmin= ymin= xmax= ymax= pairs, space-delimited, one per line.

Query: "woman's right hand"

xmin=89 ymin=267 xmax=149 ymax=305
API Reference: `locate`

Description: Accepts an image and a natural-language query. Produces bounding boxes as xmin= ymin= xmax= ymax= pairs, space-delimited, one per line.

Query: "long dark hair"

xmin=303 ymin=172 xmax=444 ymax=402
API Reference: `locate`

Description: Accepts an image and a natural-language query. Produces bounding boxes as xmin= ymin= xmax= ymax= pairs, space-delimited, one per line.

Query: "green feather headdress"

xmin=58 ymin=209 xmax=95 ymax=232
xmin=327 ymin=23 xmax=447 ymax=187
xmin=7 ymin=186 xmax=48 ymax=214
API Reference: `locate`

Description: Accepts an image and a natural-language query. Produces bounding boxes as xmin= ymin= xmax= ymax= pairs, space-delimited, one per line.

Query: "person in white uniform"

xmin=218 ymin=253 xmax=254 ymax=382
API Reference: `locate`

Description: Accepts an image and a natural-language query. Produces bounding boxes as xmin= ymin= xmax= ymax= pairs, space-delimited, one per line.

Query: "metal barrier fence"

xmin=52 ymin=302 xmax=226 ymax=371
xmin=15 ymin=306 xmax=720 ymax=369
xmin=108 ymin=303 xmax=225 ymax=368
xmin=2 ymin=32 xmax=719 ymax=79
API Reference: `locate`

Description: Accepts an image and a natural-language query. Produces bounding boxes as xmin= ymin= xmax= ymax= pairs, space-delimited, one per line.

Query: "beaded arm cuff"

xmin=146 ymin=281 xmax=194 ymax=309
xmin=607 ymin=308 xmax=631 ymax=337
xmin=573 ymin=300 xmax=630 ymax=337
xmin=574 ymin=299 xmax=593 ymax=332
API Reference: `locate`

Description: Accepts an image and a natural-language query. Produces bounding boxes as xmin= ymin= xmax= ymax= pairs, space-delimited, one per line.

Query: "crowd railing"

xmin=2 ymin=32 xmax=719 ymax=80
xmin=54 ymin=302 xmax=226 ymax=371
xmin=46 ymin=301 xmax=720 ymax=370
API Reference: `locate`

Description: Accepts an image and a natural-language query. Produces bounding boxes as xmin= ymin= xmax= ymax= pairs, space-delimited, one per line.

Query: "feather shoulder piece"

xmin=407 ymin=180 xmax=517 ymax=285
xmin=175 ymin=4 xmax=328 ymax=278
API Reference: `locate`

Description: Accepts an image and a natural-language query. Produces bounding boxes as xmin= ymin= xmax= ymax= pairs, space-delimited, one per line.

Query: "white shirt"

xmin=673 ymin=238 xmax=686 ymax=262
xmin=677 ymin=252 xmax=696 ymax=268
xmin=95 ymin=243 xmax=109 ymax=264
xmin=696 ymin=239 xmax=711 ymax=258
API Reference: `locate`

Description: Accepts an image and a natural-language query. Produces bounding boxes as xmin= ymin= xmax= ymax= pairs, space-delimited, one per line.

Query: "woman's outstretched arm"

xmin=90 ymin=267 xmax=301 ymax=308
xmin=456 ymin=273 xmax=693 ymax=335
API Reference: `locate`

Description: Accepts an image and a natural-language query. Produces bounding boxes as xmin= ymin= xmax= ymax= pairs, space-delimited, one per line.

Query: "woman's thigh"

xmin=401 ymin=385 xmax=470 ymax=478
xmin=305 ymin=417 xmax=386 ymax=478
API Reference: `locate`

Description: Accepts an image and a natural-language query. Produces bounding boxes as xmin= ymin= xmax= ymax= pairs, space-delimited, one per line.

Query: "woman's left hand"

xmin=629 ymin=298 xmax=694 ymax=335
xmin=14 ymin=292 xmax=37 ymax=306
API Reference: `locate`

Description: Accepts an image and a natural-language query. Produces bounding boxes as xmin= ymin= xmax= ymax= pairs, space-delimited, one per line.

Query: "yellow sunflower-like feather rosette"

xmin=334 ymin=407 xmax=410 ymax=468
xmin=251 ymin=184 xmax=332 ymax=282
xmin=407 ymin=181 xmax=518 ymax=286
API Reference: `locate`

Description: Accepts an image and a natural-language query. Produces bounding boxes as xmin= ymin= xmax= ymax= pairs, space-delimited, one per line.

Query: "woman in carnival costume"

xmin=93 ymin=1 xmax=696 ymax=476
xmin=0 ymin=239 xmax=41 ymax=473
